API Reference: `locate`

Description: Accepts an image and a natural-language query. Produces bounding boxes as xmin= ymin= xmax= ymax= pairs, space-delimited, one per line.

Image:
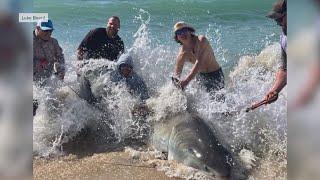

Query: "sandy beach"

xmin=33 ymin=150 xmax=180 ymax=180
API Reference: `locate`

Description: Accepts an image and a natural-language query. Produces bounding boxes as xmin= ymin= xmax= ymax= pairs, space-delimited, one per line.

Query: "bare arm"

xmin=264 ymin=45 xmax=287 ymax=104
xmin=271 ymin=45 xmax=288 ymax=93
xmin=270 ymin=69 xmax=287 ymax=93
xmin=264 ymin=69 xmax=287 ymax=103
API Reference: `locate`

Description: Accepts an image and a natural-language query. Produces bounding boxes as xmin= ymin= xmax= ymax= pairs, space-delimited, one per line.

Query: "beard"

xmin=107 ymin=26 xmax=118 ymax=37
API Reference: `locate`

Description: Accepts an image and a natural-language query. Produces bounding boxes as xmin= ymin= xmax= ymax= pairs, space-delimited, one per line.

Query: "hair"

xmin=173 ymin=27 xmax=196 ymax=45
xmin=109 ymin=16 xmax=120 ymax=24
xmin=119 ymin=64 xmax=133 ymax=72
xmin=282 ymin=0 xmax=287 ymax=14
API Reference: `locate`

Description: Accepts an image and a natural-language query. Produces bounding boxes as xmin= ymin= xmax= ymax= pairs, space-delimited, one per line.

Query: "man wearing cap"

xmin=77 ymin=16 xmax=124 ymax=61
xmin=33 ymin=19 xmax=65 ymax=84
xmin=172 ymin=21 xmax=224 ymax=94
xmin=33 ymin=19 xmax=65 ymax=116
xmin=263 ymin=0 xmax=287 ymax=104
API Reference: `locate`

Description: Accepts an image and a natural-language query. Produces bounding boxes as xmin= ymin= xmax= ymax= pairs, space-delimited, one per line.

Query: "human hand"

xmin=58 ymin=72 xmax=65 ymax=80
xmin=171 ymin=76 xmax=182 ymax=90
xmin=54 ymin=62 xmax=65 ymax=80
xmin=179 ymin=79 xmax=189 ymax=90
xmin=264 ymin=90 xmax=279 ymax=104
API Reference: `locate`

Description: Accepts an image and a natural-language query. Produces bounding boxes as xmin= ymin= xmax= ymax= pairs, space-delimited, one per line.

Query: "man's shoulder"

xmin=93 ymin=27 xmax=106 ymax=32
xmin=198 ymin=35 xmax=208 ymax=43
xmin=130 ymin=73 xmax=145 ymax=84
xmin=50 ymin=37 xmax=59 ymax=42
xmin=88 ymin=27 xmax=106 ymax=36
xmin=48 ymin=37 xmax=61 ymax=46
xmin=114 ymin=34 xmax=123 ymax=42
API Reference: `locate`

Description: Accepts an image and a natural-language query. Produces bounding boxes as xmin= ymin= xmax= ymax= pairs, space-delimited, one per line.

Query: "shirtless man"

xmin=173 ymin=22 xmax=224 ymax=93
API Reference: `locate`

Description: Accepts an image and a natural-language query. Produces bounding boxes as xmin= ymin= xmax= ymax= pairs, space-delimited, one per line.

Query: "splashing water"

xmin=33 ymin=8 xmax=286 ymax=180
xmin=142 ymin=39 xmax=286 ymax=179
xmin=129 ymin=8 xmax=179 ymax=93
xmin=33 ymin=81 xmax=100 ymax=156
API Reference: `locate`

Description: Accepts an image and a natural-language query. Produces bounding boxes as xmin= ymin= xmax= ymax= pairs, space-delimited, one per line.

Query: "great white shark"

xmin=151 ymin=112 xmax=233 ymax=178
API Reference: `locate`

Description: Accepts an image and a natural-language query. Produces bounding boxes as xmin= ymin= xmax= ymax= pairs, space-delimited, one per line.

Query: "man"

xmin=172 ymin=22 xmax=224 ymax=94
xmin=33 ymin=19 xmax=65 ymax=115
xmin=264 ymin=0 xmax=287 ymax=104
xmin=33 ymin=19 xmax=65 ymax=84
xmin=110 ymin=54 xmax=149 ymax=101
xmin=77 ymin=16 xmax=124 ymax=61
xmin=78 ymin=53 xmax=149 ymax=104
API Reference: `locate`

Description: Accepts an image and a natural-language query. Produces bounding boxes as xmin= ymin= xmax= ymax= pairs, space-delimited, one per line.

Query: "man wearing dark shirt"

xmin=77 ymin=16 xmax=124 ymax=61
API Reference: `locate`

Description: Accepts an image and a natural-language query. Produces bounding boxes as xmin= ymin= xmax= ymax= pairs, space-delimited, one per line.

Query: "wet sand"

xmin=33 ymin=151 xmax=180 ymax=180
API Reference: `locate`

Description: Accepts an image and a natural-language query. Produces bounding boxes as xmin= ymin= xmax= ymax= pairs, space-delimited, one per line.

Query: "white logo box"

xmin=19 ymin=13 xmax=48 ymax=23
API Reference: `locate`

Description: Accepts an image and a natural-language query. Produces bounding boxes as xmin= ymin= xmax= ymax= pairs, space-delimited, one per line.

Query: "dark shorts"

xmin=196 ymin=67 xmax=225 ymax=93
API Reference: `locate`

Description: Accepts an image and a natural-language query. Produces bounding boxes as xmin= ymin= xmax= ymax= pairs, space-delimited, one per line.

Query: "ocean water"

xmin=34 ymin=0 xmax=278 ymax=72
xmin=33 ymin=0 xmax=286 ymax=179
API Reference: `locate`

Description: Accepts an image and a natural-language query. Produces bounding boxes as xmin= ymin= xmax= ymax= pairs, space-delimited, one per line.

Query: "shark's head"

xmin=181 ymin=142 xmax=232 ymax=177
xmin=158 ymin=114 xmax=232 ymax=177
xmin=173 ymin=123 xmax=232 ymax=178
xmin=183 ymin=146 xmax=215 ymax=174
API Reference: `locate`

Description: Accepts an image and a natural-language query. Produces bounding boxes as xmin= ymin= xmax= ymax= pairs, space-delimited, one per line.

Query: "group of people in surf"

xmin=31 ymin=0 xmax=290 ymax=178
xmin=33 ymin=0 xmax=288 ymax=115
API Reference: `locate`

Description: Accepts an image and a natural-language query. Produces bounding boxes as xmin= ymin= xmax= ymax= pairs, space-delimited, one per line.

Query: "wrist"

xmin=269 ymin=88 xmax=278 ymax=94
xmin=184 ymin=76 xmax=192 ymax=83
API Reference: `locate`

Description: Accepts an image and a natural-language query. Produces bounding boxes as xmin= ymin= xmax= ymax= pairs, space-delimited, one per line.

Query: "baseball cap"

xmin=36 ymin=19 xmax=54 ymax=31
xmin=173 ymin=21 xmax=195 ymax=34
